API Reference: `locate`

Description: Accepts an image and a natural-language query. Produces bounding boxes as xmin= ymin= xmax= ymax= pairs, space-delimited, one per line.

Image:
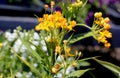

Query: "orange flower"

xmin=103 ymin=23 xmax=111 ymax=30
xmin=54 ymin=64 xmax=60 ymax=69
xmin=0 ymin=43 xmax=3 ymax=48
xmin=92 ymin=12 xmax=112 ymax=48
xmin=52 ymin=67 xmax=58 ymax=73
xmin=94 ymin=12 xmax=102 ymax=18
xmin=38 ymin=18 xmax=43 ymax=23
xmin=52 ymin=63 xmax=60 ymax=73
xmin=35 ymin=11 xmax=76 ymax=31
xmin=44 ymin=4 xmax=48 ymax=10
xmin=72 ymin=62 xmax=77 ymax=67
xmin=67 ymin=53 xmax=75 ymax=57
xmin=104 ymin=17 xmax=110 ymax=23
xmin=35 ymin=25 xmax=41 ymax=31
xmin=55 ymin=46 xmax=61 ymax=54
xmin=104 ymin=43 xmax=111 ymax=48
xmin=66 ymin=47 xmax=71 ymax=53
xmin=63 ymin=40 xmax=68 ymax=45
xmin=69 ymin=20 xmax=76 ymax=27
xmin=51 ymin=1 xmax=55 ymax=8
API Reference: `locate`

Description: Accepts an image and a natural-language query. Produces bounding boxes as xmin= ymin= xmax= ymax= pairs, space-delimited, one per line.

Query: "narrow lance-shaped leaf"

xmin=93 ymin=58 xmax=120 ymax=77
xmin=30 ymin=41 xmax=50 ymax=65
xmin=66 ymin=68 xmax=94 ymax=78
xmin=12 ymin=48 xmax=42 ymax=77
xmin=20 ymin=38 xmax=42 ymax=64
xmin=69 ymin=32 xmax=92 ymax=44
xmin=81 ymin=0 xmax=88 ymax=8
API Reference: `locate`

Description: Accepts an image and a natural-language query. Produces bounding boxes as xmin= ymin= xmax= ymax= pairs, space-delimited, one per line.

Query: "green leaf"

xmin=78 ymin=56 xmax=101 ymax=62
xmin=69 ymin=32 xmax=92 ymax=44
xmin=30 ymin=41 xmax=50 ymax=65
xmin=66 ymin=69 xmax=93 ymax=78
xmin=93 ymin=58 xmax=120 ymax=77
xmin=81 ymin=0 xmax=88 ymax=8
xmin=78 ymin=61 xmax=90 ymax=67
xmin=12 ymin=49 xmax=42 ymax=77
xmin=19 ymin=37 xmax=42 ymax=64
xmin=19 ymin=37 xmax=48 ymax=72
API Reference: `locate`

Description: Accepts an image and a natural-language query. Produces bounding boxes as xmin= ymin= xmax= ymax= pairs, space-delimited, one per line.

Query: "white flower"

xmin=32 ymin=41 xmax=39 ymax=46
xmin=66 ymin=66 xmax=75 ymax=75
xmin=33 ymin=63 xmax=38 ymax=67
xmin=26 ymin=72 xmax=32 ymax=78
xmin=15 ymin=39 xmax=22 ymax=46
xmin=19 ymin=32 xmax=24 ymax=38
xmin=20 ymin=45 xmax=26 ymax=53
xmin=28 ymin=56 xmax=32 ymax=59
xmin=56 ymin=56 xmax=64 ymax=63
xmin=31 ymin=45 xmax=36 ymax=50
xmin=5 ymin=32 xmax=11 ymax=38
xmin=40 ymin=40 xmax=46 ymax=46
xmin=16 ymin=72 xmax=22 ymax=78
xmin=21 ymin=56 xmax=26 ymax=60
xmin=33 ymin=32 xmax=40 ymax=40
xmin=12 ymin=39 xmax=22 ymax=52
xmin=42 ymin=45 xmax=47 ymax=52
xmin=54 ymin=73 xmax=62 ymax=78
xmin=5 ymin=32 xmax=17 ymax=41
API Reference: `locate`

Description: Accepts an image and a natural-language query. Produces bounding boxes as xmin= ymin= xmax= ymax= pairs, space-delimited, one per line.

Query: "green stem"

xmin=63 ymin=66 xmax=67 ymax=78
xmin=76 ymin=24 xmax=92 ymax=30
xmin=69 ymin=32 xmax=93 ymax=44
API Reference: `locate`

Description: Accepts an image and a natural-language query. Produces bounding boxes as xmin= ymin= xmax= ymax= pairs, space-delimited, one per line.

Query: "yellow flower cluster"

xmin=71 ymin=0 xmax=83 ymax=7
xmin=0 ymin=43 xmax=3 ymax=48
xmin=93 ymin=12 xmax=112 ymax=48
xmin=67 ymin=0 xmax=83 ymax=12
xmin=35 ymin=11 xmax=76 ymax=31
xmin=55 ymin=40 xmax=74 ymax=56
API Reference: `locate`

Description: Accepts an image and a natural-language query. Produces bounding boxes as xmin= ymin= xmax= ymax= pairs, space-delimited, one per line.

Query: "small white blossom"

xmin=26 ymin=72 xmax=32 ymax=78
xmin=16 ymin=72 xmax=22 ymax=78
xmin=33 ymin=32 xmax=40 ymax=40
xmin=12 ymin=45 xmax=20 ymax=53
xmin=20 ymin=45 xmax=26 ymax=53
xmin=66 ymin=66 xmax=75 ymax=74
xmin=33 ymin=63 xmax=38 ymax=67
xmin=21 ymin=56 xmax=26 ymax=60
xmin=28 ymin=56 xmax=32 ymax=59
xmin=31 ymin=45 xmax=36 ymax=50
xmin=56 ymin=56 xmax=64 ymax=63
xmin=54 ymin=73 xmax=62 ymax=78
xmin=42 ymin=45 xmax=47 ymax=52
xmin=12 ymin=39 xmax=22 ymax=52
xmin=40 ymin=40 xmax=46 ymax=46
xmin=32 ymin=41 xmax=39 ymax=46
xmin=5 ymin=32 xmax=17 ymax=41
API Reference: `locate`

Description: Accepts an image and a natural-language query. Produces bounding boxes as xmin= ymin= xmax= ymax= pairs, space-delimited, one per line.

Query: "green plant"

xmin=0 ymin=0 xmax=120 ymax=78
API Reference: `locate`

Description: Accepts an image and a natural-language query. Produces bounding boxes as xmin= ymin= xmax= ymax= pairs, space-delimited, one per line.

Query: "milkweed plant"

xmin=0 ymin=0 xmax=120 ymax=78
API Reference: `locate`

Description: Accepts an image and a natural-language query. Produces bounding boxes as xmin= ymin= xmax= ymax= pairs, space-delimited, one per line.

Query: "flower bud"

xmin=94 ymin=12 xmax=102 ymax=18
xmin=104 ymin=43 xmax=111 ymax=48
xmin=0 ymin=43 xmax=3 ymax=48
xmin=72 ymin=62 xmax=77 ymax=67
xmin=44 ymin=4 xmax=49 ymax=10
xmin=52 ymin=67 xmax=58 ymax=73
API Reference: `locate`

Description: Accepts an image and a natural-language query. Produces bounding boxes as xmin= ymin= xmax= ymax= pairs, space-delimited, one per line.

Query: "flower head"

xmin=0 ymin=43 xmax=3 ymax=48
xmin=44 ymin=4 xmax=49 ymax=10
xmin=35 ymin=11 xmax=76 ymax=31
xmin=52 ymin=63 xmax=60 ymax=73
xmin=55 ymin=46 xmax=61 ymax=54
xmin=92 ymin=12 xmax=112 ymax=48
